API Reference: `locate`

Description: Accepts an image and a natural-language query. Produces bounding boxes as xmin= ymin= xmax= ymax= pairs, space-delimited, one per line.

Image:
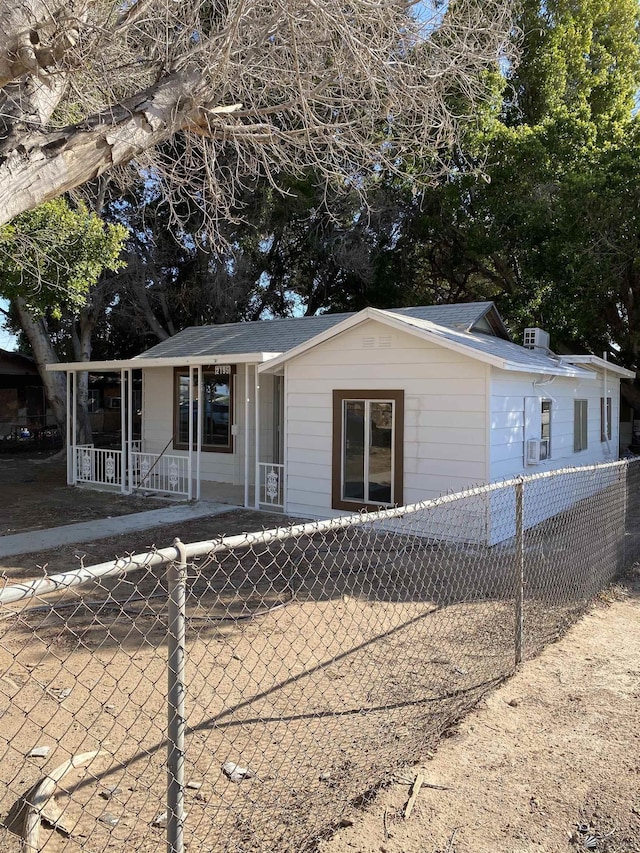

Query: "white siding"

xmin=284 ymin=318 xmax=489 ymax=518
xmin=487 ymin=368 xmax=622 ymax=542
xmin=142 ymin=367 xmax=174 ymax=453
xmin=489 ymin=369 xmax=621 ymax=481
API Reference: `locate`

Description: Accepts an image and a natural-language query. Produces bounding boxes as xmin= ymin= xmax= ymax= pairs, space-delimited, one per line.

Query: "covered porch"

xmin=48 ymin=355 xmax=285 ymax=512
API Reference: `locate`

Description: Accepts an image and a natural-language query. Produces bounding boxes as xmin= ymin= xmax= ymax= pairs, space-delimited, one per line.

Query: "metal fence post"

xmin=622 ymin=460 xmax=628 ymax=574
xmin=514 ymin=478 xmax=524 ymax=667
xmin=167 ymin=538 xmax=187 ymax=853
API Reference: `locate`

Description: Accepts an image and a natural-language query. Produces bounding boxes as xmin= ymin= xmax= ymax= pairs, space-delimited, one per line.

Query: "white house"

xmin=49 ymin=302 xmax=635 ymax=535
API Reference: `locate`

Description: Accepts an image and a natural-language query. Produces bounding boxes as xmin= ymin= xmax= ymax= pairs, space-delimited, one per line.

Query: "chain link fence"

xmin=1 ymin=459 xmax=638 ymax=852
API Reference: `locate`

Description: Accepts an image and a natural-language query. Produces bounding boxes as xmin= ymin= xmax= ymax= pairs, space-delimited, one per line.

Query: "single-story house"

xmin=48 ymin=302 xmax=635 ymax=539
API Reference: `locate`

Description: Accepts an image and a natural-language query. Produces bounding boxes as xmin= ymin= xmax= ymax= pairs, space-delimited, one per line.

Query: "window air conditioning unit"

xmin=526 ymin=438 xmax=550 ymax=465
xmin=523 ymin=328 xmax=550 ymax=352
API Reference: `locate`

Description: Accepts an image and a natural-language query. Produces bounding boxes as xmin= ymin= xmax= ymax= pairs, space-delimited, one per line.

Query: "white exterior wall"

xmin=142 ymin=364 xmax=264 ymax=486
xmin=490 ymin=368 xmax=620 ymax=481
xmin=488 ymin=368 xmax=621 ymax=543
xmin=284 ymin=318 xmax=490 ymax=519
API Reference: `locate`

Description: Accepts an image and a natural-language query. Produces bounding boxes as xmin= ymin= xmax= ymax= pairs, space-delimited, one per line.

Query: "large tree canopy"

xmin=0 ymin=197 xmax=127 ymax=438
xmin=350 ymin=0 xmax=640 ymax=357
xmin=0 ymin=0 xmax=514 ymax=231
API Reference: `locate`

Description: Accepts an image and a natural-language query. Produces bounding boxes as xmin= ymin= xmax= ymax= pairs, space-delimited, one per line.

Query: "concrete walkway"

xmin=0 ymin=501 xmax=239 ymax=558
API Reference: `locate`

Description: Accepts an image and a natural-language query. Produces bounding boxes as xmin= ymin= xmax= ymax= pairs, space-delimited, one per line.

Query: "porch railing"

xmin=132 ymin=451 xmax=190 ymax=497
xmin=258 ymin=462 xmax=285 ymax=509
xmin=75 ymin=445 xmax=122 ymax=488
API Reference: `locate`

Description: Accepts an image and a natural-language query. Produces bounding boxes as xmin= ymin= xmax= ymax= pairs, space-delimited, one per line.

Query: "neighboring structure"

xmin=49 ymin=303 xmax=635 ymax=538
xmin=0 ymin=348 xmax=51 ymax=441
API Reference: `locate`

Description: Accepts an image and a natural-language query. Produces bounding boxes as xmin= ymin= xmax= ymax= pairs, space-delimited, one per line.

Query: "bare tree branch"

xmin=0 ymin=0 xmax=517 ymax=236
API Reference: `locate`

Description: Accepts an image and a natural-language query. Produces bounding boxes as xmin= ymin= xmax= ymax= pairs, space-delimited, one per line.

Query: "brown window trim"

xmin=332 ymin=389 xmax=404 ymax=512
xmin=173 ymin=366 xmax=235 ymax=454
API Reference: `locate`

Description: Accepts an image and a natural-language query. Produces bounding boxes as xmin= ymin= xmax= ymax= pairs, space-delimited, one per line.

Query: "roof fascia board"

xmin=47 ymin=353 xmax=271 ymax=372
xmin=498 ymin=362 xmax=593 ymax=378
xmin=558 ymin=355 xmax=635 ymax=378
xmin=261 ymin=307 xmax=512 ymax=373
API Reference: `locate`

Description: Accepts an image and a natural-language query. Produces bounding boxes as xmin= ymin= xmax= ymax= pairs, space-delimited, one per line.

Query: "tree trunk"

xmin=13 ymin=297 xmax=68 ymax=441
xmin=0 ymin=71 xmax=211 ymax=226
xmin=70 ymin=309 xmax=95 ymax=444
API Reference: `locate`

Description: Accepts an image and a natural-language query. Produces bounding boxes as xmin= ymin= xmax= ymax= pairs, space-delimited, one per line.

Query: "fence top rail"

xmin=0 ymin=458 xmax=635 ymax=608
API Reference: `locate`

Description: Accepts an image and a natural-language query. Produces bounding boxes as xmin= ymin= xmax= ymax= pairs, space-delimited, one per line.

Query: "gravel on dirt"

xmin=317 ymin=583 xmax=640 ymax=853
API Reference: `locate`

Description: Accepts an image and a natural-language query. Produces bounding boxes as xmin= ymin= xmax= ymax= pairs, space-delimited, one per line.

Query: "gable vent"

xmin=362 ymin=335 xmax=393 ymax=349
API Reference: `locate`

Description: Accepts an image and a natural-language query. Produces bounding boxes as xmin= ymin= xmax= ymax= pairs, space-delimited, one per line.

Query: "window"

xmin=601 ymin=397 xmax=612 ymax=441
xmin=174 ymin=366 xmax=234 ymax=452
xmin=540 ymin=400 xmax=552 ymax=458
xmin=574 ymin=399 xmax=588 ymax=452
xmin=525 ymin=397 xmax=552 ymax=464
xmin=332 ymin=390 xmax=403 ymax=511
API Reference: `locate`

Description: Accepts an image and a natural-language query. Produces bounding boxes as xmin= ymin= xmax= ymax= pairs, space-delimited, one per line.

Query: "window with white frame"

xmin=600 ymin=397 xmax=612 ymax=441
xmin=574 ymin=399 xmax=588 ymax=452
xmin=540 ymin=400 xmax=551 ymax=458
xmin=525 ymin=396 xmax=552 ymax=464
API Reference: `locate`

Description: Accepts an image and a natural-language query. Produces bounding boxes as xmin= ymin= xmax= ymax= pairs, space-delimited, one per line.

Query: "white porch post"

xmin=120 ymin=368 xmax=126 ymax=494
xmin=71 ymin=371 xmax=78 ymax=485
xmin=66 ymin=371 xmax=73 ymax=485
xmin=127 ymin=368 xmax=133 ymax=493
xmin=283 ymin=366 xmax=288 ymax=514
xmin=188 ymin=365 xmax=194 ymax=500
xmin=244 ymin=365 xmax=250 ymax=508
xmin=196 ymin=366 xmax=202 ymax=501
xmin=254 ymin=364 xmax=260 ymax=509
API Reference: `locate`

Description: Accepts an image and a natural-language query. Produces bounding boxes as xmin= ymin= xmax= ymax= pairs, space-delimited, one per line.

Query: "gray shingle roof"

xmin=135 ymin=313 xmax=352 ymax=360
xmin=135 ymin=302 xmax=499 ymax=360
xmin=389 ymin=302 xmax=500 ymax=332
xmin=387 ymin=313 xmax=591 ymax=377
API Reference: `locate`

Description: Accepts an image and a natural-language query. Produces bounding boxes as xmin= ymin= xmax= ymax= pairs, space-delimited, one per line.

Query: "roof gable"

xmin=135 ymin=301 xmax=507 ymax=362
xmin=259 ymin=308 xmax=593 ymax=378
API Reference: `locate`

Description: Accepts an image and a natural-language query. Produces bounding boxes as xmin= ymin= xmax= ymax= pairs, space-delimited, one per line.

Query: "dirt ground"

xmin=0 ymin=452 xmax=638 ymax=852
xmin=318 ymin=582 xmax=640 ymax=853
xmin=0 ymin=453 xmax=160 ymax=537
xmin=0 ymin=452 xmax=289 ymax=581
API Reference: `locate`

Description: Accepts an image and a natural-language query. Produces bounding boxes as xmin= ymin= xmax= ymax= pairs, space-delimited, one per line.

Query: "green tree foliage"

xmin=371 ymin=0 xmax=640 ymax=368
xmin=508 ymin=0 xmax=640 ymax=131
xmin=0 ymin=198 xmax=127 ymax=315
xmin=0 ymin=198 xmax=127 ymax=437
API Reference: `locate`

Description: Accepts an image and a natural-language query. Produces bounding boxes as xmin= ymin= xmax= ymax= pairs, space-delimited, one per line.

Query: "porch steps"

xmin=0 ymin=501 xmax=238 ymax=559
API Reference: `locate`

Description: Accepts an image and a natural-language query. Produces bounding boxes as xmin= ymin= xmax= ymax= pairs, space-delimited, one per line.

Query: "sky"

xmin=0 ymin=298 xmax=16 ymax=351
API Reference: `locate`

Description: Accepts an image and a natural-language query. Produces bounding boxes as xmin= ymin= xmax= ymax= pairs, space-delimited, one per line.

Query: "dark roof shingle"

xmin=136 ymin=302 xmax=499 ymax=360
